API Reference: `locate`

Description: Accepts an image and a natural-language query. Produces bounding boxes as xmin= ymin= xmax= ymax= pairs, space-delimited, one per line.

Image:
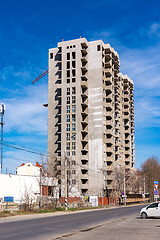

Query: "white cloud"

xmin=149 ymin=23 xmax=160 ymax=37
xmin=2 ymin=84 xmax=48 ymax=134
xmin=135 ymin=97 xmax=160 ymax=128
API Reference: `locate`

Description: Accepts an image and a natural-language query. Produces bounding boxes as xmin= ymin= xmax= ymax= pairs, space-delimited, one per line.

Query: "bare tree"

xmin=141 ymin=156 xmax=160 ymax=200
xmin=38 ymin=157 xmax=59 ymax=208
xmin=113 ymin=166 xmax=125 ymax=197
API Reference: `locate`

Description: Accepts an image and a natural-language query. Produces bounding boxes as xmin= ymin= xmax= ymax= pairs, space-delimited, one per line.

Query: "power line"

xmin=4 ymin=141 xmax=48 ymax=154
xmin=3 ymin=142 xmax=105 ymax=177
xmin=3 ymin=143 xmax=46 ymax=157
xmin=3 ymin=141 xmax=56 ymax=160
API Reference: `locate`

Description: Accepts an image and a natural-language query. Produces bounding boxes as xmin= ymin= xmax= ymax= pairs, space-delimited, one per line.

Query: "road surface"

xmin=0 ymin=205 xmax=145 ymax=240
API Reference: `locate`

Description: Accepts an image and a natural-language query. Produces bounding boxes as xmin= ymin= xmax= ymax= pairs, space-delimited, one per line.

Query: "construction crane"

xmin=32 ymin=69 xmax=49 ymax=108
xmin=32 ymin=69 xmax=48 ymax=84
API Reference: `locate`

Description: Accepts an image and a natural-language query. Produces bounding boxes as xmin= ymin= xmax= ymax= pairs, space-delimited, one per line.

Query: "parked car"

xmin=140 ymin=202 xmax=160 ymax=218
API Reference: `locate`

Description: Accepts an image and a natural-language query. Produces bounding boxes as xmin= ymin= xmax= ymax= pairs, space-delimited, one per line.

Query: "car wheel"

xmin=141 ymin=212 xmax=147 ymax=219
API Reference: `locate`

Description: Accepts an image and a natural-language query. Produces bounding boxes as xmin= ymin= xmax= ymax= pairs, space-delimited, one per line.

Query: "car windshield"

xmin=147 ymin=203 xmax=159 ymax=209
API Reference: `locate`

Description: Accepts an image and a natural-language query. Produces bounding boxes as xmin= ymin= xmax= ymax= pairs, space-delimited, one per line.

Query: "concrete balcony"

xmin=125 ymin=149 xmax=131 ymax=155
xmin=81 ymin=137 xmax=88 ymax=144
xmin=81 ymin=171 xmax=88 ymax=179
xmin=81 ymin=66 xmax=88 ymax=72
xmin=106 ymin=144 xmax=114 ymax=152
xmin=105 ymin=53 xmax=112 ymax=61
xmin=105 ymin=102 xmax=112 ymax=108
xmin=125 ymin=142 xmax=130 ymax=148
xmin=105 ymin=60 xmax=112 ymax=68
xmin=125 ymin=159 xmax=130 ymax=165
xmin=106 ymin=95 xmax=113 ymax=101
xmin=124 ymin=127 xmax=130 ymax=133
xmin=123 ymin=93 xmax=129 ymax=99
xmin=81 ymin=80 xmax=88 ymax=88
xmin=124 ymin=102 xmax=129 ymax=107
xmin=81 ymin=49 xmax=88 ymax=57
xmin=123 ymin=115 xmax=130 ymax=121
xmin=106 ymin=128 xmax=113 ymax=135
xmin=81 ymin=100 xmax=88 ymax=107
xmin=124 ymin=121 xmax=129 ymax=127
xmin=123 ymin=109 xmax=129 ymax=115
xmin=106 ymin=155 xmax=114 ymax=162
xmin=81 ymin=115 xmax=88 ymax=123
xmin=81 ymin=42 xmax=88 ymax=49
xmin=105 ymin=77 xmax=112 ymax=84
xmin=81 ymin=89 xmax=88 ymax=97
xmin=81 ymin=160 xmax=88 ymax=167
xmin=106 ymin=119 xmax=113 ymax=126
xmin=81 ymin=74 xmax=88 ymax=81
xmin=81 ymin=70 xmax=88 ymax=79
xmin=106 ymin=89 xmax=112 ymax=97
xmin=114 ymin=83 xmax=120 ymax=89
xmin=105 ymin=68 xmax=112 ymax=77
xmin=81 ymin=155 xmax=88 ymax=161
xmin=81 ymin=149 xmax=88 ymax=156
xmin=105 ymin=110 xmax=113 ymax=117
xmin=114 ymin=68 xmax=119 ymax=74
xmin=105 ymin=85 xmax=112 ymax=91
xmin=81 ymin=57 xmax=88 ymax=65
xmin=105 ymin=138 xmax=114 ymax=145
xmin=81 ymin=175 xmax=88 ymax=181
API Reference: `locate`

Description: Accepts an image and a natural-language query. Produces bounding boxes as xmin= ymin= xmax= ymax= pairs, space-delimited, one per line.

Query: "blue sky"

xmin=1 ymin=0 xmax=160 ymax=173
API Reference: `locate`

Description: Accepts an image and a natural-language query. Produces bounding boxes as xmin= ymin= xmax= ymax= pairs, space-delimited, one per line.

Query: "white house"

xmin=16 ymin=162 xmax=42 ymax=176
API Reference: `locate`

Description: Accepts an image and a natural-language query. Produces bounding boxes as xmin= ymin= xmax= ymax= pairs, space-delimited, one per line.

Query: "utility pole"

xmin=124 ymin=167 xmax=126 ymax=205
xmin=64 ymin=154 xmax=68 ymax=211
xmin=39 ymin=167 xmax=42 ymax=208
xmin=0 ymin=103 xmax=5 ymax=174
xmin=144 ymin=176 xmax=145 ymax=203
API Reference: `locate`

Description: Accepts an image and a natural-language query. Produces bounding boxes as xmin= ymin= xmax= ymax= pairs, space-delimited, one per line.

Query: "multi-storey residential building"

xmin=47 ymin=37 xmax=135 ymax=197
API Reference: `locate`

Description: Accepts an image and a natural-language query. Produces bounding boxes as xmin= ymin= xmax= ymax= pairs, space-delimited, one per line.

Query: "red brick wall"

xmin=59 ymin=197 xmax=81 ymax=203
xmin=59 ymin=196 xmax=118 ymax=206
xmin=42 ymin=186 xmax=48 ymax=196
xmin=98 ymin=197 xmax=118 ymax=206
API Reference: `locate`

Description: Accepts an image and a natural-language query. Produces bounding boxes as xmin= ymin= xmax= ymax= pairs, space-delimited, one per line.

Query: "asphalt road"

xmin=0 ymin=205 xmax=145 ymax=240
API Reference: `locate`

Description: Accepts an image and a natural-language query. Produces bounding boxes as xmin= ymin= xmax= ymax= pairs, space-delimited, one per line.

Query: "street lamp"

xmin=0 ymin=103 xmax=6 ymax=174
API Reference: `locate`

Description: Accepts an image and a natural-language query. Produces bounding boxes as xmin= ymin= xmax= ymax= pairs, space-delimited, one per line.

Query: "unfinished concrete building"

xmin=47 ymin=37 xmax=135 ymax=197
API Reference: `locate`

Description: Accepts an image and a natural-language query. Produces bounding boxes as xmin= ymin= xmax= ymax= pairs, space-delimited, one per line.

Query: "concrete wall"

xmin=0 ymin=174 xmax=40 ymax=203
xmin=0 ymin=174 xmax=59 ymax=203
xmin=88 ymin=40 xmax=104 ymax=195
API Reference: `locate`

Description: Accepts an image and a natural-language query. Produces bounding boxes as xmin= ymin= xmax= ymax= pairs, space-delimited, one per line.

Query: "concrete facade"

xmin=47 ymin=38 xmax=135 ymax=197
